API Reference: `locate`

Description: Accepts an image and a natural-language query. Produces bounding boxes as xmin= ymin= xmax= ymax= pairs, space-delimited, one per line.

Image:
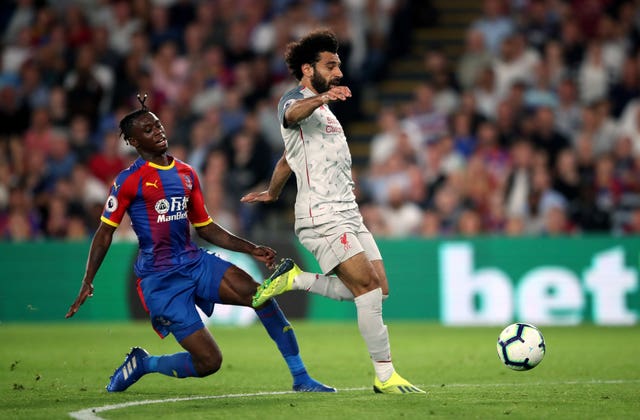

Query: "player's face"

xmin=310 ymin=51 xmax=342 ymax=93
xmin=130 ymin=112 xmax=168 ymax=154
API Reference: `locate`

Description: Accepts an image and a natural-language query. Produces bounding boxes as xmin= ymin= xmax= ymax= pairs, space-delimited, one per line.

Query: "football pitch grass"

xmin=1 ymin=322 xmax=639 ymax=419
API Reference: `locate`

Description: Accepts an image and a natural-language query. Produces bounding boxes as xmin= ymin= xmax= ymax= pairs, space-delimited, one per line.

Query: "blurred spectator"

xmin=542 ymin=204 xmax=573 ymax=235
xmin=504 ymin=215 xmax=525 ymax=236
xmin=552 ymin=148 xmax=582 ymax=221
xmin=527 ymin=164 xmax=567 ymax=234
xmin=419 ymin=208 xmax=442 ymax=237
xmin=554 ymin=77 xmax=582 ymax=139
xmin=64 ymin=4 xmax=92 ymax=49
xmin=369 ymin=106 xmax=421 ymax=167
xmin=517 ymin=0 xmax=561 ymax=53
xmin=609 ymin=56 xmax=640 ymax=119
xmin=0 ymin=84 xmax=30 ymax=138
xmin=530 ymin=106 xmax=571 ymax=167
xmin=493 ymin=32 xmax=540 ymax=99
xmin=0 ymin=185 xmax=41 ymax=241
xmin=578 ymin=101 xmax=619 ymax=156
xmin=472 ymin=66 xmax=500 ymax=119
xmin=595 ymin=14 xmax=627 ymax=82
xmin=457 ymin=88 xmax=487 ymax=134
xmin=19 ymin=60 xmax=49 ymax=110
xmin=524 ymin=61 xmax=558 ymax=110
xmin=107 ymin=0 xmax=142 ymax=56
xmin=45 ymin=133 xmax=77 ymax=191
xmin=542 ymin=40 xmax=568 ymax=89
xmin=457 ymin=29 xmax=493 ymax=91
xmin=431 ymin=182 xmax=463 ymax=235
xmin=68 ymin=114 xmax=96 ymax=163
xmin=504 ymin=139 xmax=535 ymax=218
xmin=423 ymin=49 xmax=459 ymax=115
xmin=200 ymin=148 xmax=239 ymax=232
xmin=450 ymin=110 xmax=477 ymax=158
xmin=365 ymin=150 xmax=420 ymax=207
xmin=91 ymin=25 xmax=121 ymax=69
xmin=88 ymin=130 xmax=126 ymax=185
xmin=3 ymin=0 xmax=36 ymax=45
xmin=48 ymin=85 xmax=70 ymax=129
xmin=376 ymin=183 xmax=423 ymax=237
xmin=23 ymin=106 xmax=56 ymax=154
xmin=224 ymin=127 xmax=273 ymax=233
xmin=621 ymin=208 xmax=640 ymax=234
xmin=402 ymin=82 xmax=448 ymax=144
xmin=2 ymin=26 xmax=33 ymax=80
xmin=474 ymin=121 xmax=509 ymax=184
xmin=64 ymin=45 xmax=109 ymax=128
xmin=570 ymin=0 xmax=607 ymax=40
xmin=471 ymin=0 xmax=515 ymax=56
xmin=457 ymin=207 xmax=483 ymax=236
xmin=577 ymin=41 xmax=609 ymax=104
xmin=151 ymin=40 xmax=189 ymax=103
xmin=147 ymin=4 xmax=182 ymax=52
xmin=185 ymin=118 xmax=217 ymax=176
xmin=44 ymin=195 xmax=69 ymax=238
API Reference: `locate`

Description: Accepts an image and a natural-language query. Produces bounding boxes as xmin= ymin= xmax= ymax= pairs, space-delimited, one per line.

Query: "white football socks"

xmin=292 ymin=271 xmax=391 ymax=303
xmin=292 ymin=272 xmax=354 ymax=301
xmin=354 ymin=288 xmax=394 ymax=382
xmin=291 ymin=272 xmax=394 ymax=381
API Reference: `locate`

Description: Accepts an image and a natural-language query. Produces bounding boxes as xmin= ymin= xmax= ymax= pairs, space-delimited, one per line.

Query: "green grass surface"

xmin=1 ymin=322 xmax=639 ymax=419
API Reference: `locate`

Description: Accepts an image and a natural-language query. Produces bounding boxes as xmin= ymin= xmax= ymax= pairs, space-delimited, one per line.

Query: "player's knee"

xmin=194 ymin=352 xmax=223 ymax=377
xmin=363 ymin=272 xmax=383 ymax=290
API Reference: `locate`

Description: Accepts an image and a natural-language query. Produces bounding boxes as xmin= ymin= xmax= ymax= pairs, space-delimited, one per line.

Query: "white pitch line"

xmin=68 ymin=379 xmax=640 ymax=420
xmin=68 ymin=390 xmax=315 ymax=420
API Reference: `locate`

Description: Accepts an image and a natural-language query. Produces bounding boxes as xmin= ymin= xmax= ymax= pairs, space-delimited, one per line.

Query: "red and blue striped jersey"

xmin=101 ymin=156 xmax=212 ymax=275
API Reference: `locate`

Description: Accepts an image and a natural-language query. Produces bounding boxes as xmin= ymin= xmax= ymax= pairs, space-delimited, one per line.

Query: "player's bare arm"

xmin=66 ymin=222 xmax=116 ymax=318
xmin=284 ymin=85 xmax=352 ymax=126
xmin=195 ymin=222 xmax=276 ymax=267
xmin=241 ymin=154 xmax=292 ymax=203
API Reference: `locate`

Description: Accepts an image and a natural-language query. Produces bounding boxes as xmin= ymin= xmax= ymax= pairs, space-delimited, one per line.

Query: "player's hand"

xmin=241 ymin=190 xmax=276 ymax=203
xmin=323 ymin=86 xmax=352 ymax=103
xmin=251 ymin=245 xmax=277 ymax=269
xmin=65 ymin=281 xmax=94 ymax=318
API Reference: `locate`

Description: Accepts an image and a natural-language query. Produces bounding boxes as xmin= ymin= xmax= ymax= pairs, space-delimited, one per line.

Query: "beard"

xmin=310 ymin=68 xmax=340 ymax=93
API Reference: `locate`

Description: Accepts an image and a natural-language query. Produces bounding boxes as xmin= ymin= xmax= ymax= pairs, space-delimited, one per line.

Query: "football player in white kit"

xmin=242 ymin=29 xmax=424 ymax=395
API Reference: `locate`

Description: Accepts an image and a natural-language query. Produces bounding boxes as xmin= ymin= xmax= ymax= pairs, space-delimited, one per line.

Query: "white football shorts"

xmin=294 ymin=208 xmax=382 ymax=274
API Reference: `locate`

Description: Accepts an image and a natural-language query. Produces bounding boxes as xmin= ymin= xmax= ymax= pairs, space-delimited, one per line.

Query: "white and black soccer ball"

xmin=497 ymin=323 xmax=546 ymax=371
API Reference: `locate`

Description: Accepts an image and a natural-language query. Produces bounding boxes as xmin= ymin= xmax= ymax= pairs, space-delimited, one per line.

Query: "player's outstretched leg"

xmin=373 ymin=372 xmax=426 ymax=394
xmin=252 ymin=258 xmax=301 ymax=307
xmin=255 ymin=299 xmax=336 ymax=392
xmin=106 ymin=347 xmax=149 ymax=392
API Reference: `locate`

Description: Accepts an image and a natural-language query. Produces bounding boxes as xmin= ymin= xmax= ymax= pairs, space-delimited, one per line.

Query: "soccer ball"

xmin=497 ymin=323 xmax=546 ymax=371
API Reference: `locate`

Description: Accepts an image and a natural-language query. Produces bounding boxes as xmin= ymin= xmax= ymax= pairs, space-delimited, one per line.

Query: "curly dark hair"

xmin=119 ymin=94 xmax=149 ymax=144
xmin=284 ymin=29 xmax=339 ymax=81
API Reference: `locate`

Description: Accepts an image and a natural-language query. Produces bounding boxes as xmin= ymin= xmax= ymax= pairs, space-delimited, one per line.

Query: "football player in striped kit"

xmin=66 ymin=95 xmax=334 ymax=393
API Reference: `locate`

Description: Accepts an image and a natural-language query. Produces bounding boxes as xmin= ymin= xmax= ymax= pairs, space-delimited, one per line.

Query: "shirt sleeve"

xmin=100 ymin=177 xmax=134 ymax=227
xmin=278 ymin=88 xmax=304 ymax=129
xmin=187 ymin=169 xmax=213 ymax=227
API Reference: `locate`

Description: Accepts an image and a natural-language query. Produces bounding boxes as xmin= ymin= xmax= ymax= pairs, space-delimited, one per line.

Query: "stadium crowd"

xmin=1 ymin=0 xmax=640 ymax=241
xmin=358 ymin=0 xmax=640 ymax=238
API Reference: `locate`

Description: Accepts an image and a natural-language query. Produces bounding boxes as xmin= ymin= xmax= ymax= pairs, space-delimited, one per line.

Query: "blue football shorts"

xmin=136 ymin=249 xmax=232 ymax=342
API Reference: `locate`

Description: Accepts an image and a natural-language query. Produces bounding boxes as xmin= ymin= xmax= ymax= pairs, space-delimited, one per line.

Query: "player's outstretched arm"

xmin=241 ymin=153 xmax=292 ymax=204
xmin=284 ymin=85 xmax=351 ymax=126
xmin=66 ymin=222 xmax=116 ymax=318
xmin=195 ymin=222 xmax=276 ymax=268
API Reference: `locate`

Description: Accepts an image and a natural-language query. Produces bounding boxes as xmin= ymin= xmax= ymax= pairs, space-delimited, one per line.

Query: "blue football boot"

xmin=106 ymin=347 xmax=149 ymax=392
xmin=293 ymin=376 xmax=337 ymax=392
